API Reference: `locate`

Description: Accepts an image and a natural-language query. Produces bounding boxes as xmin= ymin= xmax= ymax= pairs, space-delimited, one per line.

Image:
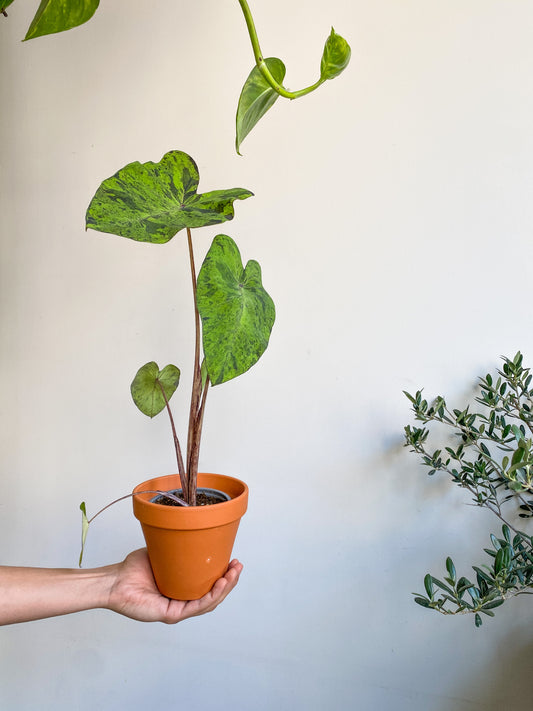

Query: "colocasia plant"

xmin=404 ymin=352 xmax=533 ymax=627
xmin=3 ymin=0 xmax=350 ymax=153
xmin=78 ymin=150 xmax=275 ymax=558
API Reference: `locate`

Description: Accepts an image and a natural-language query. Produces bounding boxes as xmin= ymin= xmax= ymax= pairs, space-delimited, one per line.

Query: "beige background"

xmin=2 ymin=1 xmax=533 ymax=709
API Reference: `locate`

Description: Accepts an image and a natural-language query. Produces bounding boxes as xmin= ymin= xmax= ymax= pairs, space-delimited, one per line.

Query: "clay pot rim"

xmin=132 ymin=472 xmax=249 ymax=529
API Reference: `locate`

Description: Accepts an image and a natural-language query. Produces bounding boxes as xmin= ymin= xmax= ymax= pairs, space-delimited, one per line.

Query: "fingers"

xmin=207 ymin=559 xmax=243 ymax=604
xmin=168 ymin=560 xmax=244 ymax=622
xmin=193 ymin=559 xmax=243 ymax=613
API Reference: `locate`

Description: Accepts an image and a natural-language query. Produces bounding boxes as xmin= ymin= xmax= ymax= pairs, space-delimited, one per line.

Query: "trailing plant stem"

xmin=87 ymin=490 xmax=189 ymax=525
xmin=79 ymin=490 xmax=189 ymax=566
xmin=237 ymin=0 xmax=326 ymax=100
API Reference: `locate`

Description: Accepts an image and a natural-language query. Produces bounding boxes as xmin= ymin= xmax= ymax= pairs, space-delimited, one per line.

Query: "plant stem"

xmin=237 ymin=0 xmax=264 ymax=66
xmin=236 ymin=0 xmax=326 ymax=99
xmin=157 ymin=381 xmax=187 ymax=493
xmin=187 ymin=378 xmax=210 ymax=503
xmin=87 ymin=490 xmax=190 ymax=524
xmin=186 ymin=227 xmax=202 ymax=505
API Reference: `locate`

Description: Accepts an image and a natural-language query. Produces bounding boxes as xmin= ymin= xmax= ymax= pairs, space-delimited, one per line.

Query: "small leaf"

xmin=502 ymin=524 xmax=511 ymax=543
xmin=456 ymin=576 xmax=474 ymax=594
xmin=512 ymin=424 xmax=524 ymax=442
xmin=474 ymin=613 xmax=483 ymax=627
xmin=197 ymin=235 xmax=275 ymax=385
xmin=431 ymin=577 xmax=454 ymax=595
xmin=86 ymin=150 xmax=253 ymax=243
xmin=468 ymin=587 xmax=481 ymax=603
xmin=445 ymin=557 xmax=457 ymax=584
xmin=494 ymin=547 xmax=510 ymax=575
xmin=481 ymin=599 xmax=504 ymax=611
xmin=472 ymin=566 xmax=494 ymax=585
xmin=413 ymin=596 xmax=431 ymax=608
xmin=79 ymin=502 xmax=90 ymax=567
xmin=320 ymin=27 xmax=351 ymax=81
xmin=1 ymin=0 xmax=15 ymax=13
xmin=131 ymin=362 xmax=180 ymax=418
xmin=424 ymin=573 xmax=434 ymax=598
xmin=24 ymin=0 xmax=99 ymax=41
xmin=235 ymin=58 xmax=286 ymax=155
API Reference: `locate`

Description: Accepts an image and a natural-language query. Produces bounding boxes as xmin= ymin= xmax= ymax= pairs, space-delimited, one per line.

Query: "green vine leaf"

xmin=86 ymin=150 xmax=253 ymax=244
xmin=131 ymin=362 xmax=180 ymax=418
xmin=24 ymin=0 xmax=100 ymax=41
xmin=197 ymin=234 xmax=275 ymax=385
xmin=235 ymin=58 xmax=286 ymax=155
xmin=320 ymin=27 xmax=351 ymax=81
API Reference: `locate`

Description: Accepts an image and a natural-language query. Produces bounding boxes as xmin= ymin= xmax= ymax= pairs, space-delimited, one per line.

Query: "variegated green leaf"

xmin=131 ymin=362 xmax=180 ymax=418
xmin=197 ymin=235 xmax=275 ymax=386
xmin=235 ymin=58 xmax=286 ymax=155
xmin=86 ymin=150 xmax=253 ymax=243
xmin=24 ymin=0 xmax=99 ymax=41
xmin=320 ymin=27 xmax=351 ymax=81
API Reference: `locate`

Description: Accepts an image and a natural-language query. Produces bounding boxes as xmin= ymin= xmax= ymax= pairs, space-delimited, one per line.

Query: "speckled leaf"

xmin=236 ymin=58 xmax=286 ymax=155
xmin=197 ymin=235 xmax=275 ymax=386
xmin=24 ymin=0 xmax=99 ymax=41
xmin=131 ymin=362 xmax=180 ymax=418
xmin=86 ymin=151 xmax=253 ymax=244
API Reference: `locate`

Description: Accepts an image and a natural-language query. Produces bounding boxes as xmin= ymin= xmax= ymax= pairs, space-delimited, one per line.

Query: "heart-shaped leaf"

xmin=86 ymin=150 xmax=253 ymax=243
xmin=131 ymin=362 xmax=180 ymax=418
xmin=320 ymin=27 xmax=351 ymax=81
xmin=236 ymin=58 xmax=286 ymax=155
xmin=197 ymin=235 xmax=275 ymax=385
xmin=24 ymin=0 xmax=100 ymax=41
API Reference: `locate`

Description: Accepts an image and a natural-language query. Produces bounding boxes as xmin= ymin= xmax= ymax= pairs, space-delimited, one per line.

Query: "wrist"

xmin=83 ymin=563 xmax=121 ymax=612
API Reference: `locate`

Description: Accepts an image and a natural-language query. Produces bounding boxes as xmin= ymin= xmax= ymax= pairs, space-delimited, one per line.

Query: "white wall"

xmin=2 ymin=1 xmax=533 ymax=709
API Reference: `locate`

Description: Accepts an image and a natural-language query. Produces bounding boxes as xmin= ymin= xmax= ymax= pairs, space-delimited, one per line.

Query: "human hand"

xmin=106 ymin=549 xmax=243 ymax=623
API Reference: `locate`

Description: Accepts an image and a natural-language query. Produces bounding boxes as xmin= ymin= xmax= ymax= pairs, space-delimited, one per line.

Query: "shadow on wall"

xmin=454 ymin=619 xmax=533 ymax=711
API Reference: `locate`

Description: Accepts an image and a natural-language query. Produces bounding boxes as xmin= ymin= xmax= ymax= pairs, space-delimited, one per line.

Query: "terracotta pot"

xmin=132 ymin=472 xmax=248 ymax=600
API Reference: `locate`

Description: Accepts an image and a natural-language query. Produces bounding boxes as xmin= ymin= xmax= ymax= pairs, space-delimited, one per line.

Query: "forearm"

xmin=0 ymin=550 xmax=242 ymax=625
xmin=0 ymin=563 xmax=119 ymax=625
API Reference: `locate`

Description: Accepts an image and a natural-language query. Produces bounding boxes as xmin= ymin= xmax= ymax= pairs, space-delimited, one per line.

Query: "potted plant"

xmin=404 ymin=352 xmax=533 ymax=626
xmin=80 ymin=149 xmax=275 ymax=600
